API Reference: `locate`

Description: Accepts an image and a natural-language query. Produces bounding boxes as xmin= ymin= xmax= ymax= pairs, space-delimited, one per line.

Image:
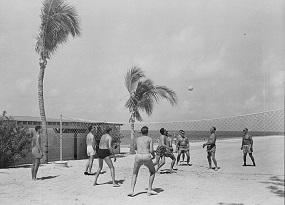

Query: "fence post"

xmin=60 ymin=115 xmax=62 ymax=161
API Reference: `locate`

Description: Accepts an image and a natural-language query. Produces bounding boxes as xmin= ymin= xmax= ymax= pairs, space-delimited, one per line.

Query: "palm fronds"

xmin=35 ymin=0 xmax=81 ymax=58
xmin=124 ymin=68 xmax=178 ymax=121
xmin=125 ymin=66 xmax=145 ymax=94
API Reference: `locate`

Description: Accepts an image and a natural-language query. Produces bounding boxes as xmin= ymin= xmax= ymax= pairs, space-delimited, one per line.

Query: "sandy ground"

xmin=0 ymin=135 xmax=284 ymax=205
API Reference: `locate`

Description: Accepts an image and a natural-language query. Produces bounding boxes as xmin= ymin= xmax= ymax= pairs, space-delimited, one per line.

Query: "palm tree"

xmin=35 ymin=0 xmax=81 ymax=163
xmin=124 ymin=67 xmax=178 ymax=154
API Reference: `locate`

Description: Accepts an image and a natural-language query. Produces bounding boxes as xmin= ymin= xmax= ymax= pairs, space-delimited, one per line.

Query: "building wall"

xmin=17 ymin=127 xmax=121 ymax=165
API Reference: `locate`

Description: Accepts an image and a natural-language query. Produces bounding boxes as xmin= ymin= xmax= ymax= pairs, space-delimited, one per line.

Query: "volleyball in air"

xmin=188 ymin=86 xmax=194 ymax=91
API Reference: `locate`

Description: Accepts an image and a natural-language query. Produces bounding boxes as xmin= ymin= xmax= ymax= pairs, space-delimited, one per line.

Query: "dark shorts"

xmin=98 ymin=149 xmax=111 ymax=159
xmin=156 ymin=146 xmax=174 ymax=158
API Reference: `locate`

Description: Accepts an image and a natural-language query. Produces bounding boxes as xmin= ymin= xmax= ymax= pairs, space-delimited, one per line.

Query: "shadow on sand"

xmin=261 ymin=176 xmax=285 ymax=197
xmin=218 ymin=203 xmax=244 ymax=205
xmin=131 ymin=187 xmax=164 ymax=197
xmin=37 ymin=175 xmax=59 ymax=180
xmin=86 ymin=171 xmax=106 ymax=175
xmin=159 ymin=168 xmax=178 ymax=174
xmin=97 ymin=179 xmax=125 ymax=186
xmin=178 ymin=163 xmax=193 ymax=166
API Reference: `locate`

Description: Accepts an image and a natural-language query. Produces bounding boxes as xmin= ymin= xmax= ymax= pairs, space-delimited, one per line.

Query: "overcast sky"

xmin=0 ymin=0 xmax=284 ymax=123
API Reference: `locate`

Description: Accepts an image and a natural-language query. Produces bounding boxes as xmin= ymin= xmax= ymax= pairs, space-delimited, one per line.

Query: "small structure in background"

xmin=13 ymin=116 xmax=123 ymax=165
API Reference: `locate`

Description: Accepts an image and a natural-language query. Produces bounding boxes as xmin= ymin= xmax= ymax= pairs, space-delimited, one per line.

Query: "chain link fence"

xmin=47 ymin=116 xmax=124 ymax=161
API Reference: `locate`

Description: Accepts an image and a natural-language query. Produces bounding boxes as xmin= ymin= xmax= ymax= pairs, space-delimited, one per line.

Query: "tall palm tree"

xmin=35 ymin=0 xmax=81 ymax=163
xmin=124 ymin=67 xmax=178 ymax=154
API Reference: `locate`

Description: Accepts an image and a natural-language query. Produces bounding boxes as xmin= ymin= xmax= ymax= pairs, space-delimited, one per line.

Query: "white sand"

xmin=0 ymin=135 xmax=284 ymax=205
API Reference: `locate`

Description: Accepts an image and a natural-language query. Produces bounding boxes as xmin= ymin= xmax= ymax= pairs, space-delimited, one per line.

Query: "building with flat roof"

xmin=12 ymin=116 xmax=124 ymax=164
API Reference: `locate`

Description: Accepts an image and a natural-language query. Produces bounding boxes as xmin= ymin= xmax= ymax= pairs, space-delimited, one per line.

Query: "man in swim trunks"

xmin=203 ymin=127 xmax=218 ymax=171
xmin=241 ymin=128 xmax=256 ymax=166
xmin=154 ymin=128 xmax=176 ymax=173
xmin=31 ymin=126 xmax=43 ymax=180
xmin=176 ymin=132 xmax=185 ymax=162
xmin=84 ymin=125 xmax=96 ymax=175
xmin=128 ymin=126 xmax=157 ymax=197
xmin=176 ymin=130 xmax=190 ymax=166
xmin=93 ymin=126 xmax=119 ymax=187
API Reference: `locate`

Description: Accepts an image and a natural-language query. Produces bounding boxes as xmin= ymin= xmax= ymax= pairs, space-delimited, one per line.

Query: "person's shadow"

xmin=37 ymin=175 xmax=59 ymax=180
xmin=87 ymin=171 xmax=106 ymax=175
xmin=130 ymin=187 xmax=164 ymax=197
xmin=97 ymin=179 xmax=125 ymax=185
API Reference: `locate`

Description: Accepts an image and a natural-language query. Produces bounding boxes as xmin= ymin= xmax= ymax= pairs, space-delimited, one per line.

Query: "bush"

xmin=0 ymin=111 xmax=31 ymax=168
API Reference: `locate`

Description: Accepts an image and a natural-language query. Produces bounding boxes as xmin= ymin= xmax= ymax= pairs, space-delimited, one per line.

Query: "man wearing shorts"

xmin=176 ymin=130 xmax=190 ymax=166
xmin=84 ymin=125 xmax=96 ymax=175
xmin=93 ymin=127 xmax=119 ymax=187
xmin=154 ymin=128 xmax=176 ymax=173
xmin=241 ymin=128 xmax=256 ymax=166
xmin=203 ymin=127 xmax=218 ymax=171
xmin=31 ymin=126 xmax=43 ymax=180
xmin=128 ymin=126 xmax=157 ymax=197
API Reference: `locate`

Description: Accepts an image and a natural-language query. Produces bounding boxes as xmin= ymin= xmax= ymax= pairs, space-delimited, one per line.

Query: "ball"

xmin=188 ymin=86 xmax=194 ymax=91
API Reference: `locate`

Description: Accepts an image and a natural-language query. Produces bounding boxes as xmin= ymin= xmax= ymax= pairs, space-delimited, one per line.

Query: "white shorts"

xmin=87 ymin=145 xmax=95 ymax=156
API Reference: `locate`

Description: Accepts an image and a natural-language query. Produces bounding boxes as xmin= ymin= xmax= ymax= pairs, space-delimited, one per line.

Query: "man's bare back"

xmin=136 ymin=135 xmax=153 ymax=154
xmin=99 ymin=134 xmax=111 ymax=149
xmin=86 ymin=133 xmax=94 ymax=146
xmin=158 ymin=135 xmax=167 ymax=147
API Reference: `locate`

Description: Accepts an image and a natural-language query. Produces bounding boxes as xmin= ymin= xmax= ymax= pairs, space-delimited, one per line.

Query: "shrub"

xmin=0 ymin=111 xmax=31 ymax=168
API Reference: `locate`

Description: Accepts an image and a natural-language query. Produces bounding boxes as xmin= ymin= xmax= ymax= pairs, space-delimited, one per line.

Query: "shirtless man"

xmin=154 ymin=128 xmax=176 ymax=173
xmin=93 ymin=127 xmax=119 ymax=187
xmin=176 ymin=130 xmax=190 ymax=166
xmin=203 ymin=127 xmax=218 ymax=171
xmin=84 ymin=126 xmax=96 ymax=175
xmin=241 ymin=128 xmax=256 ymax=166
xmin=31 ymin=126 xmax=43 ymax=180
xmin=128 ymin=126 xmax=157 ymax=197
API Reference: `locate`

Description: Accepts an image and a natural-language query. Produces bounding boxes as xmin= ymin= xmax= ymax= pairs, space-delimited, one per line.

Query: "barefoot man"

xmin=31 ymin=126 xmax=43 ymax=180
xmin=176 ymin=130 xmax=190 ymax=166
xmin=93 ymin=127 xmax=119 ymax=187
xmin=84 ymin=125 xmax=96 ymax=175
xmin=203 ymin=127 xmax=218 ymax=171
xmin=128 ymin=126 xmax=157 ymax=197
xmin=241 ymin=128 xmax=256 ymax=166
xmin=154 ymin=128 xmax=176 ymax=173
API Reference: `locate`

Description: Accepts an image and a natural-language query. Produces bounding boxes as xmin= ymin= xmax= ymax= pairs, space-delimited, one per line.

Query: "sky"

xmin=0 ymin=0 xmax=284 ymax=123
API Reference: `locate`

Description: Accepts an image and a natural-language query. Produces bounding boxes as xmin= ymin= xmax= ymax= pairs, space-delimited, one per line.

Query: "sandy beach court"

xmin=0 ymin=135 xmax=284 ymax=205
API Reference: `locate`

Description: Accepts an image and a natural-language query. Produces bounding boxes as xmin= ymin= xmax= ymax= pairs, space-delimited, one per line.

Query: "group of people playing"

xmin=31 ymin=125 xmax=256 ymax=196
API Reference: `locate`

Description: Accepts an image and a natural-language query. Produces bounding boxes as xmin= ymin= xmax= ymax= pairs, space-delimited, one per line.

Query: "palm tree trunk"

xmin=129 ymin=114 xmax=135 ymax=154
xmin=38 ymin=58 xmax=48 ymax=163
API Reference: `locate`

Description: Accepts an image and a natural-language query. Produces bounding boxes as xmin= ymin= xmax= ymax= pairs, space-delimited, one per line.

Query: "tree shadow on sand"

xmin=6 ymin=164 xmax=32 ymax=169
xmin=261 ymin=176 xmax=285 ymax=197
xmin=37 ymin=175 xmax=59 ymax=180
